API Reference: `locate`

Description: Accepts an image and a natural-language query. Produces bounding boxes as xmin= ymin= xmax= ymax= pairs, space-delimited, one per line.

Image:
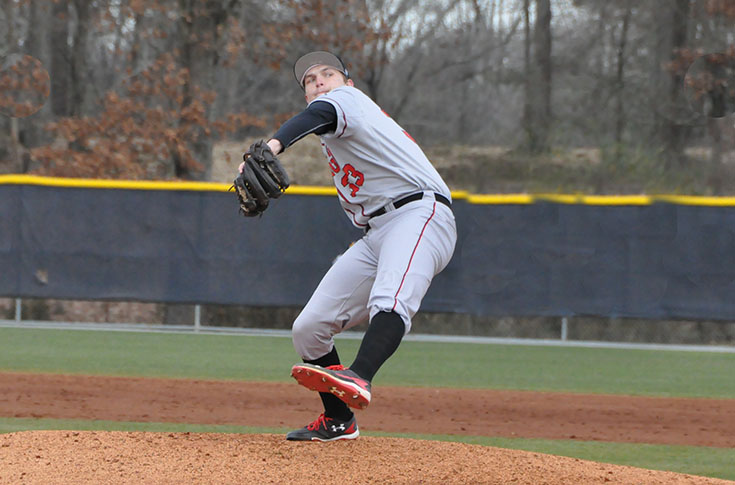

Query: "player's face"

xmin=303 ymin=65 xmax=353 ymax=103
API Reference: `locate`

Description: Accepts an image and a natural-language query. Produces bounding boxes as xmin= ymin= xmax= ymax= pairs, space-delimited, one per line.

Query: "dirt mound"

xmin=1 ymin=431 xmax=730 ymax=485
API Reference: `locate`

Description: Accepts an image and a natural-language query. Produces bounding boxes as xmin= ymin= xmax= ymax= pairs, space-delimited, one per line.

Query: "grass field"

xmin=1 ymin=327 xmax=734 ymax=480
xmin=1 ymin=327 xmax=733 ymax=398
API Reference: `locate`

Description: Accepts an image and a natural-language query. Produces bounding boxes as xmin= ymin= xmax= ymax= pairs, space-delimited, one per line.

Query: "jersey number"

xmin=341 ymin=164 xmax=364 ymax=197
xmin=326 ymin=145 xmax=365 ymax=197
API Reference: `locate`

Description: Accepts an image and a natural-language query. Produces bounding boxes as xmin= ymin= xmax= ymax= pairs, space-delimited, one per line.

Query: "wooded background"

xmin=1 ymin=0 xmax=734 ymax=187
xmin=2 ymin=0 xmax=735 ymax=341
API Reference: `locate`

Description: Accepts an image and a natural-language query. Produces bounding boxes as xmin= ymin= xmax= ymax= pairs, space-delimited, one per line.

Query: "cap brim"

xmin=294 ymin=51 xmax=347 ymax=87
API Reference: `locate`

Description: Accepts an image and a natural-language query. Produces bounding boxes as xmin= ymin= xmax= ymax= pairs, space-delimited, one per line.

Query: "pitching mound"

xmin=1 ymin=431 xmax=730 ymax=485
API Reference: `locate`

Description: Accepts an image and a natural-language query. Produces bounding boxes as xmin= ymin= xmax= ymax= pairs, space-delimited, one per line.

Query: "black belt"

xmin=369 ymin=192 xmax=451 ymax=218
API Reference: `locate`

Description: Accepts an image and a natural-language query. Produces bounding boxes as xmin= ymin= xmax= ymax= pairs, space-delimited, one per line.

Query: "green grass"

xmin=0 ymin=416 xmax=279 ymax=435
xmin=382 ymin=339 xmax=735 ymax=398
xmin=2 ymin=417 xmax=733 ymax=481
xmin=420 ymin=434 xmax=735 ymax=481
xmin=0 ymin=327 xmax=298 ymax=382
xmin=0 ymin=327 xmax=733 ymax=398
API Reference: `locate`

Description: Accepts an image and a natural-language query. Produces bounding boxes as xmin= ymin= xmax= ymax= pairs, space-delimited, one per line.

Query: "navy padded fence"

xmin=1 ymin=181 xmax=734 ymax=320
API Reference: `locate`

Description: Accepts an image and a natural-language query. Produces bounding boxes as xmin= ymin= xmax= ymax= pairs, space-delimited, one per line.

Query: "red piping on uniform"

xmin=336 ymin=188 xmax=368 ymax=227
xmin=330 ymin=99 xmax=348 ymax=137
xmin=392 ymin=202 xmax=437 ymax=311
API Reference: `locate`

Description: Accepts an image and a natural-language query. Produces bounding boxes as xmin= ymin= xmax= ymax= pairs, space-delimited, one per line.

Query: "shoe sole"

xmin=312 ymin=429 xmax=360 ymax=441
xmin=291 ymin=365 xmax=371 ymax=410
xmin=286 ymin=429 xmax=360 ymax=442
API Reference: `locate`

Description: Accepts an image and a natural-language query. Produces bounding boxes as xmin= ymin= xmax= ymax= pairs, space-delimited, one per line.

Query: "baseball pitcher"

xmin=236 ymin=51 xmax=457 ymax=441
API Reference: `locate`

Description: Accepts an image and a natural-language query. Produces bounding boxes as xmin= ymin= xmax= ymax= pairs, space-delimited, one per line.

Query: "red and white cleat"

xmin=291 ymin=364 xmax=372 ymax=410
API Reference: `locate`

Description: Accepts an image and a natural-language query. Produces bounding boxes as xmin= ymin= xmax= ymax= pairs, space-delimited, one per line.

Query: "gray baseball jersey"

xmin=292 ymin=85 xmax=457 ymax=360
xmin=309 ymin=85 xmax=451 ymax=228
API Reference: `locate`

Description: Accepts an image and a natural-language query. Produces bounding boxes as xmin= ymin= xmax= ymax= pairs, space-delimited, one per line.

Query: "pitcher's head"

xmin=294 ymin=51 xmax=352 ymax=103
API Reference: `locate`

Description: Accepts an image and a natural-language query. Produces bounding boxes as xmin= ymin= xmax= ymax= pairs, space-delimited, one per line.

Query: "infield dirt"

xmin=1 ymin=372 xmax=733 ymax=484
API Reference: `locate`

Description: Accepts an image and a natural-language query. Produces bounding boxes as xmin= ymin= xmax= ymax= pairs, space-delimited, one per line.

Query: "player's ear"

xmin=346 ymin=78 xmax=354 ymax=87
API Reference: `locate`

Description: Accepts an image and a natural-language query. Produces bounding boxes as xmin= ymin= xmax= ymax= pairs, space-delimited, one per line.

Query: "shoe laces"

xmin=326 ymin=364 xmax=346 ymax=371
xmin=306 ymin=413 xmax=330 ymax=431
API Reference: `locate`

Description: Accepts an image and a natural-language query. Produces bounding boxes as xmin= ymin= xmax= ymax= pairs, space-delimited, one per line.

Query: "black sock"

xmin=349 ymin=311 xmax=405 ymax=382
xmin=304 ymin=346 xmax=353 ymax=422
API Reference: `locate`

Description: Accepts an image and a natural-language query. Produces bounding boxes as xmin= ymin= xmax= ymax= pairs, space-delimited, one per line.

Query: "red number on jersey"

xmin=325 ymin=145 xmax=340 ymax=176
xmin=341 ymin=164 xmax=365 ymax=197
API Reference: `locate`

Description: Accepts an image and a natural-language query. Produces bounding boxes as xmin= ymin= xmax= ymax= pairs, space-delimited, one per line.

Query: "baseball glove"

xmin=232 ymin=140 xmax=290 ymax=217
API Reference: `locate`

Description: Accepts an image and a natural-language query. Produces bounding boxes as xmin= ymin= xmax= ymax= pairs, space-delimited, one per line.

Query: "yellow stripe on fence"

xmin=0 ymin=174 xmax=229 ymax=192
xmin=2 ymin=175 xmax=735 ymax=206
xmin=653 ymin=195 xmax=735 ymax=206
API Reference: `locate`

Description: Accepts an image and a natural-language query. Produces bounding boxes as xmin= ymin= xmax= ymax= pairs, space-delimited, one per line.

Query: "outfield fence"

xmin=2 ymin=176 xmax=735 ymax=327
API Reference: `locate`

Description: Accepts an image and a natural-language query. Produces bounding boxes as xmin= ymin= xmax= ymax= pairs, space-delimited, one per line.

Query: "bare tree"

xmin=661 ymin=0 xmax=692 ymax=166
xmin=70 ymin=0 xmax=92 ymax=117
xmin=1 ymin=0 xmax=19 ymax=170
xmin=173 ymin=0 xmax=228 ymax=179
xmin=21 ymin=0 xmax=52 ymax=152
xmin=613 ymin=2 xmax=632 ymax=158
xmin=522 ymin=0 xmax=552 ymax=153
xmin=49 ymin=1 xmax=72 ymax=118
xmin=522 ymin=0 xmax=531 ymax=148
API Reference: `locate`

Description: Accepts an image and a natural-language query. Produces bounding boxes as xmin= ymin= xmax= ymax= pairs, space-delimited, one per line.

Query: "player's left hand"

xmin=231 ymin=140 xmax=290 ymax=217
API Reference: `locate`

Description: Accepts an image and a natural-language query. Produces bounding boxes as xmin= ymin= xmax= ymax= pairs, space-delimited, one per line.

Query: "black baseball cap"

xmin=293 ymin=51 xmax=349 ymax=88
